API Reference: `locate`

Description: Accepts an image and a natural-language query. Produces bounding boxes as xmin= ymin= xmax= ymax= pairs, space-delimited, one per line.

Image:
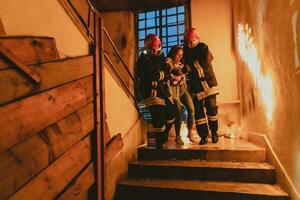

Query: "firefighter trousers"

xmin=148 ymin=98 xmax=176 ymax=145
xmin=193 ymin=95 xmax=218 ymax=139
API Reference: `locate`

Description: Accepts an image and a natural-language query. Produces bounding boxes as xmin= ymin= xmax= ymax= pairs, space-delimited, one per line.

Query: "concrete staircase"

xmin=114 ymin=138 xmax=289 ymax=200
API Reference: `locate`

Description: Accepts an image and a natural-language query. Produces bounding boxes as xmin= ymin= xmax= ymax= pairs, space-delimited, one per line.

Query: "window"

xmin=137 ymin=5 xmax=186 ymax=56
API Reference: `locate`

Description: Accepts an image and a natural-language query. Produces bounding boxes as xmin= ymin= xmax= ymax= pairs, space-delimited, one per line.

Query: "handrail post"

xmin=94 ymin=13 xmax=105 ymax=200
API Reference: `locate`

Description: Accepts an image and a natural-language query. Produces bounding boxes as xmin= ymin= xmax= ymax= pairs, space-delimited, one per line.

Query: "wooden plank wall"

xmin=0 ymin=37 xmax=96 ymax=200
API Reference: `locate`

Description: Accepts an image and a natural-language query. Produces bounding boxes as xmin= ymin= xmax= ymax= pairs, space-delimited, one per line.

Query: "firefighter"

xmin=137 ymin=34 xmax=175 ymax=149
xmin=183 ymin=28 xmax=219 ymax=144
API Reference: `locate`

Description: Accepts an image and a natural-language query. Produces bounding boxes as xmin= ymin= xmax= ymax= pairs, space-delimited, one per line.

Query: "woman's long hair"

xmin=167 ymin=45 xmax=183 ymax=60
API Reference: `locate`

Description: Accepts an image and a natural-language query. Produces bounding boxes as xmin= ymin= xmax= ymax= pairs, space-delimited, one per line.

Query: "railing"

xmin=58 ymin=0 xmax=138 ymax=109
xmin=56 ymin=2 xmax=141 ymax=199
xmin=58 ymin=0 xmax=96 ymax=44
xmin=102 ymin=27 xmax=138 ymax=107
xmin=103 ymin=53 xmax=135 ymax=102
xmin=102 ymin=28 xmax=135 ymax=82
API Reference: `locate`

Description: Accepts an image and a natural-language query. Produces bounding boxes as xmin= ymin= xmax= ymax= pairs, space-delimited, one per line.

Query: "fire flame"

xmin=237 ymin=23 xmax=275 ymax=123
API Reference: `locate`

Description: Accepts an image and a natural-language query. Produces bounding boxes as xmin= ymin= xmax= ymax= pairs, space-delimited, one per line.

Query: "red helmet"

xmin=184 ymin=28 xmax=200 ymax=48
xmin=144 ymin=34 xmax=162 ymax=55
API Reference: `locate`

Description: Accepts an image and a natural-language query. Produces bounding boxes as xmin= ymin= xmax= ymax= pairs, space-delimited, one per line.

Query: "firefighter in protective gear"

xmin=137 ymin=34 xmax=175 ymax=149
xmin=183 ymin=28 xmax=219 ymax=144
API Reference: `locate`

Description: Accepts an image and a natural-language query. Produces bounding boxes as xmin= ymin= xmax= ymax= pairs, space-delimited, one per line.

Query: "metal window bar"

xmin=165 ymin=11 xmax=169 ymax=54
xmin=176 ymin=7 xmax=179 ymax=45
xmin=138 ymin=5 xmax=185 ymax=56
xmin=137 ymin=23 xmax=186 ymax=32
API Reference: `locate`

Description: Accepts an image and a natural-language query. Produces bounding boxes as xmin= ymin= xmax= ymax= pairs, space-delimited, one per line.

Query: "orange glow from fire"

xmin=237 ymin=23 xmax=275 ymax=123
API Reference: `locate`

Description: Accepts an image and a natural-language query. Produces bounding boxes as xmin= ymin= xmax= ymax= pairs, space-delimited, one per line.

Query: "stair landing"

xmin=138 ymin=137 xmax=266 ymax=162
xmin=164 ymin=136 xmax=263 ymax=149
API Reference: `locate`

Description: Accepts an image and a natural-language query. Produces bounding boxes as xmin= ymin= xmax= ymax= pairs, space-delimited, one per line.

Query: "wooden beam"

xmin=57 ymin=163 xmax=95 ymax=200
xmin=0 ymin=55 xmax=93 ymax=105
xmin=92 ymin=0 xmax=185 ymax=11
xmin=9 ymin=135 xmax=92 ymax=200
xmin=0 ymin=36 xmax=59 ymax=66
xmin=0 ymin=17 xmax=6 ymax=36
xmin=0 ymin=103 xmax=94 ymax=200
xmin=105 ymin=133 xmax=124 ymax=164
xmin=0 ymin=76 xmax=93 ymax=153
xmin=104 ymin=111 xmax=111 ymax=144
xmin=0 ymin=44 xmax=41 ymax=83
xmin=0 ymin=57 xmax=10 ymax=70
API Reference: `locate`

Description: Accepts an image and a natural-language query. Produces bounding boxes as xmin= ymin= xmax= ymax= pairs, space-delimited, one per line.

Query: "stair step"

xmin=116 ymin=178 xmax=289 ymax=200
xmin=128 ymin=160 xmax=275 ymax=183
xmin=0 ymin=36 xmax=59 ymax=66
xmin=138 ymin=142 xmax=266 ymax=162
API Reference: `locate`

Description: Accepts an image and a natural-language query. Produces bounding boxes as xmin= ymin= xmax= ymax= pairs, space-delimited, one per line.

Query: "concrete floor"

xmin=165 ymin=136 xmax=263 ymax=150
xmin=164 ymin=124 xmax=262 ymax=151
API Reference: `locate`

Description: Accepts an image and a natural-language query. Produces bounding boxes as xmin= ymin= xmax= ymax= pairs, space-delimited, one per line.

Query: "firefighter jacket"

xmin=183 ymin=42 xmax=218 ymax=100
xmin=137 ymin=52 xmax=171 ymax=107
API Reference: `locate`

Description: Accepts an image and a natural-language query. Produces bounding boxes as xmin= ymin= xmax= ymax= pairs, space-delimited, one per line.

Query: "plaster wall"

xmin=232 ymin=0 xmax=300 ymax=198
xmin=104 ymin=59 xmax=146 ymax=199
xmin=191 ymin=0 xmax=238 ymax=103
xmin=0 ymin=0 xmax=89 ymax=57
xmin=104 ymin=66 xmax=140 ymax=138
xmin=191 ymin=0 xmax=241 ymax=134
xmin=106 ymin=119 xmax=146 ymax=200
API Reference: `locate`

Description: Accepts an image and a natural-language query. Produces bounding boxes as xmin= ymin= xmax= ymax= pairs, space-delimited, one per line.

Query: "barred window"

xmin=137 ymin=6 xmax=185 ymax=56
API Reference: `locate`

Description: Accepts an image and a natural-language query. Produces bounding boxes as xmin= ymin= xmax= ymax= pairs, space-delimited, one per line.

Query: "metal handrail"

xmin=102 ymin=27 xmax=135 ymax=82
xmin=59 ymin=0 xmax=95 ymax=43
xmin=59 ymin=0 xmax=138 ymax=109
xmin=104 ymin=53 xmax=138 ymax=109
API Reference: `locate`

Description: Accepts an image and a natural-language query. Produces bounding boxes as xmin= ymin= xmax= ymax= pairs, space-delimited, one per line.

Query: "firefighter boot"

xmin=199 ymin=137 xmax=208 ymax=145
xmin=211 ymin=132 xmax=219 ymax=143
xmin=155 ymin=133 xmax=164 ymax=149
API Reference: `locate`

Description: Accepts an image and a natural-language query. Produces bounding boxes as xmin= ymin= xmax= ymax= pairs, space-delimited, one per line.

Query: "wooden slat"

xmin=93 ymin=0 xmax=185 ymax=11
xmin=0 ymin=55 xmax=93 ymax=105
xmin=0 ymin=103 xmax=94 ymax=200
xmin=57 ymin=163 xmax=95 ymax=200
xmin=0 ymin=36 xmax=59 ymax=66
xmin=104 ymin=111 xmax=111 ymax=144
xmin=0 ymin=57 xmax=10 ymax=69
xmin=9 ymin=135 xmax=92 ymax=200
xmin=0 ymin=18 xmax=5 ymax=36
xmin=0 ymin=45 xmax=41 ymax=83
xmin=105 ymin=134 xmax=124 ymax=164
xmin=0 ymin=76 xmax=93 ymax=153
xmin=77 ymin=191 xmax=89 ymax=200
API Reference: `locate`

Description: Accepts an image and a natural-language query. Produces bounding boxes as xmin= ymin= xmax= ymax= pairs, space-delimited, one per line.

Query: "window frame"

xmin=135 ymin=3 xmax=191 ymax=57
